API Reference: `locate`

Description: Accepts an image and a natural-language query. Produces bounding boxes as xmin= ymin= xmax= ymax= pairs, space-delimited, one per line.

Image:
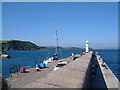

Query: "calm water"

xmin=0 ymin=49 xmax=119 ymax=81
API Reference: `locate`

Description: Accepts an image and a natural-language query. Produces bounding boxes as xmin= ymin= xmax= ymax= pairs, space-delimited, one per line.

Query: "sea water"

xmin=1 ymin=49 xmax=119 ymax=81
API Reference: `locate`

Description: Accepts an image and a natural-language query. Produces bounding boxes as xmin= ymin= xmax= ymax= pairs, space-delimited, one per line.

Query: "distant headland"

xmin=0 ymin=40 xmax=85 ymax=51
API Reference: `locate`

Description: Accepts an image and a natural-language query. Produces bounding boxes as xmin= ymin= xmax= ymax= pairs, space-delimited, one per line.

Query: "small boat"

xmin=43 ymin=57 xmax=53 ymax=64
xmin=53 ymin=61 xmax=68 ymax=71
xmin=0 ymin=51 xmax=10 ymax=58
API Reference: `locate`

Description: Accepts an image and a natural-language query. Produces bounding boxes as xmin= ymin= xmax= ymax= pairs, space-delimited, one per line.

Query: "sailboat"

xmin=43 ymin=21 xmax=59 ymax=64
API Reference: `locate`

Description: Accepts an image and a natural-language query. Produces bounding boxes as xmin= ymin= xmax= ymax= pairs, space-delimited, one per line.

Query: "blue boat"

xmin=39 ymin=63 xmax=45 ymax=68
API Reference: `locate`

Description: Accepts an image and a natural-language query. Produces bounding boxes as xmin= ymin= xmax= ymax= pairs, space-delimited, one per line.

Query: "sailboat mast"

xmin=55 ymin=30 xmax=58 ymax=54
xmin=54 ymin=20 xmax=58 ymax=55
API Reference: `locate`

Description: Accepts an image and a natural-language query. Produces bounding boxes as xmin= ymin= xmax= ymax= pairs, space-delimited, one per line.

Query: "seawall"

xmin=8 ymin=51 xmax=119 ymax=88
xmin=24 ymin=51 xmax=93 ymax=88
xmin=96 ymin=55 xmax=119 ymax=88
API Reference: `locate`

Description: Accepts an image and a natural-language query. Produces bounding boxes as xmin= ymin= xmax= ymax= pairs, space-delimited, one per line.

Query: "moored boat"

xmin=43 ymin=20 xmax=60 ymax=64
xmin=0 ymin=51 xmax=10 ymax=58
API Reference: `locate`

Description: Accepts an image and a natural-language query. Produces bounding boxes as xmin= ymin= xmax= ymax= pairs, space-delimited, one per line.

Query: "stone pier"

xmin=96 ymin=55 xmax=119 ymax=88
xmin=8 ymin=51 xmax=119 ymax=89
xmin=24 ymin=51 xmax=93 ymax=88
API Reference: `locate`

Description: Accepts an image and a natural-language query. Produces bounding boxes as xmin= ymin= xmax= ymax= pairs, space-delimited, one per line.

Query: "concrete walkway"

xmin=23 ymin=52 xmax=93 ymax=88
xmin=7 ymin=57 xmax=73 ymax=88
xmin=7 ymin=52 xmax=119 ymax=89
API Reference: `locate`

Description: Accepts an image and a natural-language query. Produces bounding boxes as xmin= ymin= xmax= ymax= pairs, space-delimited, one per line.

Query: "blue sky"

xmin=2 ymin=2 xmax=118 ymax=49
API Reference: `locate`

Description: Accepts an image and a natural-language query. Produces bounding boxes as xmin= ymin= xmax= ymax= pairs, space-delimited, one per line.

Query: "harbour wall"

xmin=96 ymin=55 xmax=119 ymax=88
xmin=9 ymin=51 xmax=119 ymax=88
xmin=24 ymin=51 xmax=93 ymax=88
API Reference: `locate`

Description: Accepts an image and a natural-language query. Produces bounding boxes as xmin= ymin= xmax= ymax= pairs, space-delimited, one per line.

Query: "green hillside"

xmin=0 ymin=40 xmax=84 ymax=51
xmin=1 ymin=40 xmax=41 ymax=51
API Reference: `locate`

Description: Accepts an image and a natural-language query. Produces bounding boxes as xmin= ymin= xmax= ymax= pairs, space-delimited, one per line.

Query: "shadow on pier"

xmin=89 ymin=54 xmax=107 ymax=89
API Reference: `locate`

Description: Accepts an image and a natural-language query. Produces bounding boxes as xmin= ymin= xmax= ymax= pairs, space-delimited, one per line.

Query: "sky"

xmin=2 ymin=2 xmax=118 ymax=49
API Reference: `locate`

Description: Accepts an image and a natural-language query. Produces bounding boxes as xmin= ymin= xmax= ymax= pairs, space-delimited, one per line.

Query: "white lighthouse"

xmin=86 ymin=40 xmax=89 ymax=53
